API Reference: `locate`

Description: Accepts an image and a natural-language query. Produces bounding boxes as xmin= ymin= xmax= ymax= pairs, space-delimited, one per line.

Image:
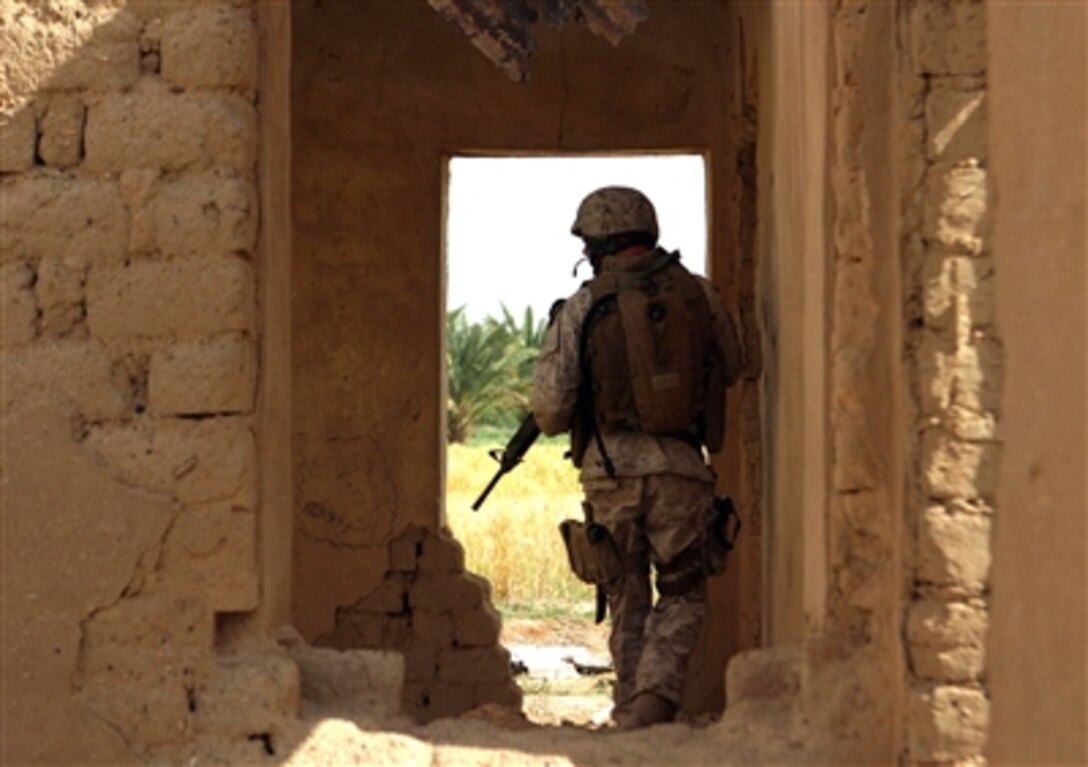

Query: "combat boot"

xmin=612 ymin=692 xmax=676 ymax=730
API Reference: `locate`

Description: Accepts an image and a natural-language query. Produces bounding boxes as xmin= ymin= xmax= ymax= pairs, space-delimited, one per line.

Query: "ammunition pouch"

xmin=558 ymin=517 xmax=623 ymax=586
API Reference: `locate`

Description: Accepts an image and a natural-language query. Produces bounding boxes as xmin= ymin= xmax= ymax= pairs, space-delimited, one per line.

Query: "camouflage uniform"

xmin=532 ymin=266 xmax=742 ymax=710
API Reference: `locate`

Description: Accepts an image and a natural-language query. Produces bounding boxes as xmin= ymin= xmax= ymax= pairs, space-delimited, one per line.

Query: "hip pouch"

xmin=703 ymin=496 xmax=742 ymax=576
xmin=558 ymin=517 xmax=623 ymax=586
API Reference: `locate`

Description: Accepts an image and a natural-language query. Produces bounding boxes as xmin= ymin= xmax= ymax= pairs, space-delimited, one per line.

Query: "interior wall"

xmin=289 ymin=0 xmax=757 ymax=714
xmin=986 ymin=4 xmax=1087 ymax=763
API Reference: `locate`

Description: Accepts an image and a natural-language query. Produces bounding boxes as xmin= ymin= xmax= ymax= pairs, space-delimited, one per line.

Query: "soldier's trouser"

xmin=582 ymin=473 xmax=715 ymax=708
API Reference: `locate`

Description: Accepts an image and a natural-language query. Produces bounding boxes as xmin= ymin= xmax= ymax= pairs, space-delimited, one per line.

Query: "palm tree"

xmin=446 ymin=306 xmax=539 ymax=443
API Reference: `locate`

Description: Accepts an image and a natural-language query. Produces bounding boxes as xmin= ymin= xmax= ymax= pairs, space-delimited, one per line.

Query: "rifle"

xmin=472 ymin=413 xmax=541 ymax=511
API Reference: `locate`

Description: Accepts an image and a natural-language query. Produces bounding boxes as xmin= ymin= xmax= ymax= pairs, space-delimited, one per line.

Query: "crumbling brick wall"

xmin=1 ymin=1 xmax=297 ymax=760
xmin=901 ymin=2 xmax=995 ymax=762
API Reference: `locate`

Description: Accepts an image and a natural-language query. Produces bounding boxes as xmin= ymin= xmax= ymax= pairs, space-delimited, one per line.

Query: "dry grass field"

xmin=445 ymin=441 xmax=594 ymax=614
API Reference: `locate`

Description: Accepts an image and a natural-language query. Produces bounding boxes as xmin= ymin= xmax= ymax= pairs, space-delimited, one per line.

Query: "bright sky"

xmin=446 ymin=155 xmax=707 ymax=324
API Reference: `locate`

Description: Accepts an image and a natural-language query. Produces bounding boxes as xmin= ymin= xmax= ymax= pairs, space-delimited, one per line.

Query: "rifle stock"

xmin=471 ymin=413 xmax=541 ymax=511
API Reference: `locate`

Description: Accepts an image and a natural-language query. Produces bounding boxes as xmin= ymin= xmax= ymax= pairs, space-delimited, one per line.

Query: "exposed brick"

xmin=149 ymin=335 xmax=256 ymax=416
xmin=389 ymin=525 xmax=425 ymax=572
xmin=922 ymin=252 xmax=995 ymax=332
xmin=452 ymin=604 xmax=502 ymax=648
xmin=3 ymin=340 xmax=128 ymax=420
xmin=48 ymin=42 xmax=141 ymax=92
xmin=926 ymin=83 xmax=987 ymax=163
xmin=418 ymin=531 xmax=466 ymax=574
xmin=910 ymin=3 xmax=987 ymax=76
xmin=409 ymin=572 xmax=489 ymax=613
xmin=84 ymin=80 xmax=256 ymax=173
xmin=38 ymin=95 xmax=86 ymax=169
xmin=153 ymin=176 xmax=258 ymax=257
xmin=84 ymin=416 xmax=256 ymax=505
xmin=412 ymin=611 xmax=453 ymax=649
xmin=908 ymin=600 xmax=987 ymax=683
xmin=349 ymin=577 xmax=408 ymax=615
xmin=403 ymin=647 xmax=437 ymax=684
xmin=437 ymin=646 xmax=511 ymax=684
xmin=161 ymin=6 xmax=257 ymax=90
xmin=160 ymin=502 xmax=258 ymax=612
xmin=0 ymin=109 xmax=36 ymax=173
xmin=0 ymin=177 xmax=128 ymax=264
xmin=86 ymin=255 xmax=255 ymax=342
xmin=119 ymin=169 xmax=161 ymax=254
xmin=474 ymin=678 xmax=522 ymax=711
xmin=425 ymin=679 xmax=475 ymax=720
xmin=922 ymin=430 xmax=999 ymax=501
xmin=0 ymin=263 xmax=37 ymax=348
xmin=36 ymin=256 xmax=87 ymax=338
xmin=909 ymin=685 xmax=990 ymax=761
xmin=923 ymin=162 xmax=990 ymax=256
xmin=916 ymin=505 xmax=992 ymax=594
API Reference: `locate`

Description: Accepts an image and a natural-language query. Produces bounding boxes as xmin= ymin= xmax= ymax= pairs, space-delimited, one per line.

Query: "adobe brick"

xmin=0 ymin=109 xmax=36 ymax=173
xmin=0 ymin=263 xmax=37 ymax=348
xmin=436 ymin=646 xmax=511 ymax=684
xmin=910 ymin=3 xmax=987 ymax=76
xmin=349 ymin=576 xmax=408 ymax=615
xmin=412 ymin=611 xmax=453 ymax=649
xmin=909 ymin=684 xmax=990 ymax=761
xmin=926 ymin=83 xmax=987 ymax=163
xmin=452 ymin=604 xmax=502 ymax=648
xmin=84 ymin=416 xmax=257 ymax=505
xmin=3 ymin=340 xmax=128 ymax=420
xmin=923 ymin=162 xmax=990 ymax=256
xmin=0 ymin=177 xmax=128 ymax=264
xmin=418 ymin=530 xmax=466 ymax=574
xmin=159 ymin=502 xmax=258 ymax=612
xmin=38 ymin=95 xmax=86 ymax=169
xmin=84 ymin=81 xmax=256 ymax=173
xmin=389 ymin=525 xmax=425 ymax=572
xmin=473 ymin=678 xmax=522 ymax=711
xmin=153 ymin=176 xmax=258 ymax=257
xmin=403 ymin=647 xmax=437 ymax=684
xmin=425 ymin=679 xmax=474 ymax=720
xmin=409 ymin=572 xmax=489 ymax=613
xmin=148 ymin=335 xmax=256 ymax=417
xmin=907 ymin=600 xmax=987 ymax=683
xmin=922 ymin=430 xmax=999 ymax=501
xmin=161 ymin=7 xmax=257 ymax=91
xmin=916 ymin=505 xmax=992 ymax=595
xmin=86 ymin=255 xmax=255 ymax=342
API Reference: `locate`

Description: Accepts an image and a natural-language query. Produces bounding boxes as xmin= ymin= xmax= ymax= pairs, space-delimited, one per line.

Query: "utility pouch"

xmin=558 ymin=518 xmax=623 ymax=586
xmin=704 ymin=496 xmax=742 ymax=576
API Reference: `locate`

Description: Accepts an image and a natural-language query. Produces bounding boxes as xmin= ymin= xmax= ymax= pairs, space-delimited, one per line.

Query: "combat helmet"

xmin=571 ymin=186 xmax=659 ymax=241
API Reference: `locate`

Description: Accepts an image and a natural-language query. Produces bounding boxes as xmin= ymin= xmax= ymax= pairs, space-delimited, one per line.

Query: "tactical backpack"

xmin=571 ymin=248 xmax=726 ymax=472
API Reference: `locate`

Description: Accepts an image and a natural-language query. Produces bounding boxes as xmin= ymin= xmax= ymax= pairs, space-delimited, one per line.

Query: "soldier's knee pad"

xmin=655 ymin=545 xmax=707 ymax=597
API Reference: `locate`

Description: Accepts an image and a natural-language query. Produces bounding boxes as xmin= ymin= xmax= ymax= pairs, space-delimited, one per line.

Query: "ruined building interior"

xmin=1 ymin=0 xmax=1085 ymax=765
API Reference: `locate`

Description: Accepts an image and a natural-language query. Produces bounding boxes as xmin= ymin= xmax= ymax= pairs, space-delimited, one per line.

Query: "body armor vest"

xmin=571 ymin=249 xmax=725 ymax=468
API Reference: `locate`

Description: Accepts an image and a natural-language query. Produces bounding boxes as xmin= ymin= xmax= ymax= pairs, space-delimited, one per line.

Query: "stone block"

xmin=148 ymin=335 xmax=256 ymax=416
xmin=0 ymin=177 xmax=127 ymax=264
xmin=409 ymin=572 xmax=488 ymax=613
xmin=0 ymin=263 xmax=37 ymax=347
xmin=437 ymin=646 xmax=511 ymax=684
xmin=84 ymin=80 xmax=256 ymax=173
xmin=0 ymin=108 xmax=36 ymax=173
xmin=909 ymin=685 xmax=990 ymax=761
xmin=927 ymin=83 xmax=986 ymax=163
xmin=161 ymin=6 xmax=258 ymax=90
xmin=160 ymin=503 xmax=258 ymax=612
xmin=412 ymin=610 xmax=453 ymax=648
xmin=38 ymin=95 xmax=86 ymax=169
xmin=923 ymin=162 xmax=990 ymax=256
xmin=3 ymin=340 xmax=128 ymax=420
xmin=84 ymin=416 xmax=256 ymax=505
xmin=418 ymin=531 xmax=466 ymax=574
xmin=922 ymin=430 xmax=999 ymax=501
xmin=452 ymin=604 xmax=502 ymax=648
xmin=153 ymin=176 xmax=258 ymax=257
xmin=907 ymin=600 xmax=987 ymax=683
xmin=910 ymin=3 xmax=987 ymax=76
xmin=916 ymin=505 xmax=992 ymax=595
xmin=86 ymin=254 xmax=255 ymax=342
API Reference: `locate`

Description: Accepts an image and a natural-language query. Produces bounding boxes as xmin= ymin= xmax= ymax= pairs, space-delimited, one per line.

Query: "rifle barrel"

xmin=471 ymin=469 xmax=504 ymax=511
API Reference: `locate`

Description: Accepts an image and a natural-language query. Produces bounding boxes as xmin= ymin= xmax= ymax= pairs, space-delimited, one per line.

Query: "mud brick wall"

xmin=319 ymin=526 xmax=521 ymax=722
xmin=901 ymin=2 xmax=995 ymax=763
xmin=1 ymin=1 xmax=297 ymax=761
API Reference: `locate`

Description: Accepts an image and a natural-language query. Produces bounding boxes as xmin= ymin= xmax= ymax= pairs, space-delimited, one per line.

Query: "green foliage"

xmin=446 ymin=304 xmax=548 ymax=444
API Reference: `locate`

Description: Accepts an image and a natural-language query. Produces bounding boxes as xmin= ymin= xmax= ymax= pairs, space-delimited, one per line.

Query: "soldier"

xmin=532 ymin=186 xmax=744 ymax=730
